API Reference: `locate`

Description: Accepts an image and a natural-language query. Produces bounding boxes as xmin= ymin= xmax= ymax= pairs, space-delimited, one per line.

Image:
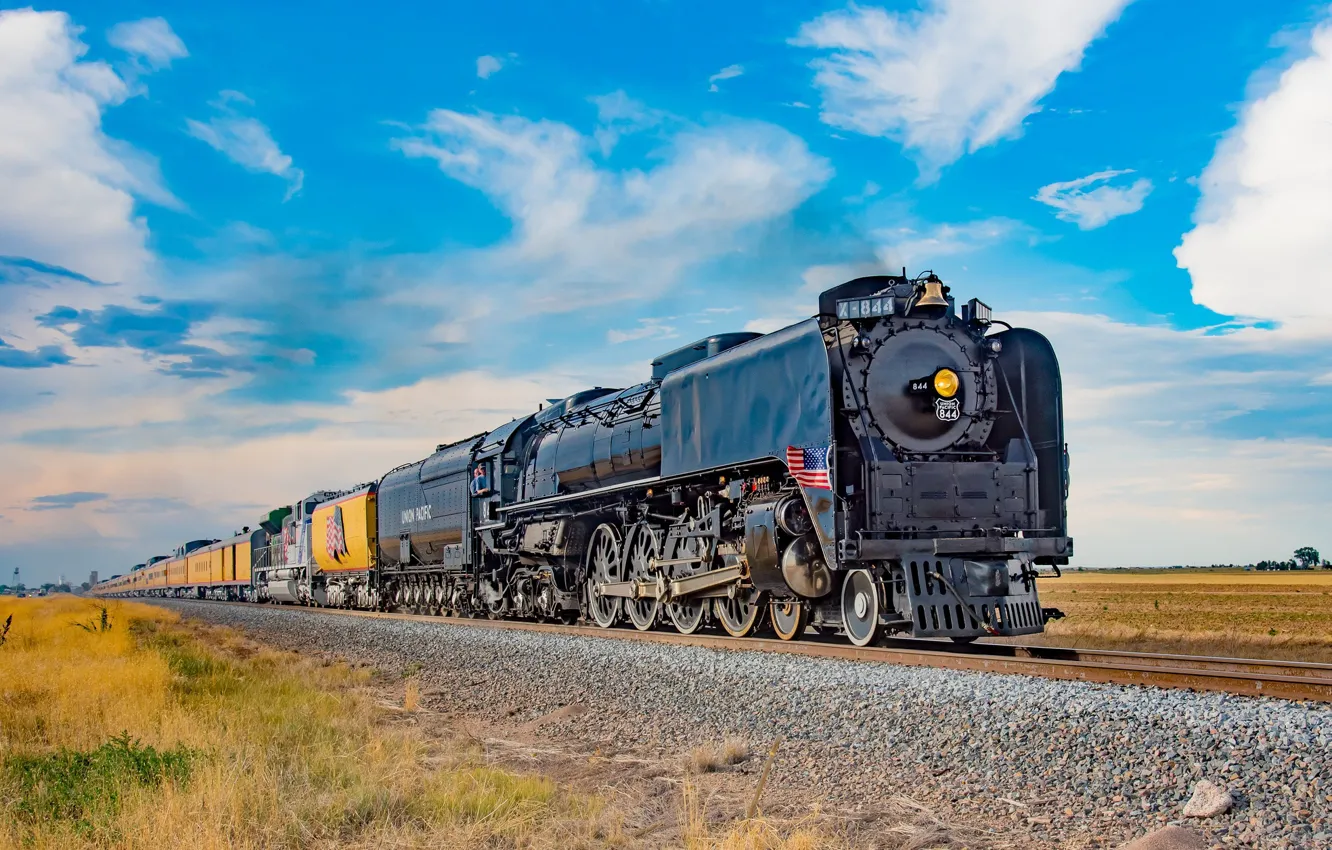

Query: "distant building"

xmin=88 ymin=570 xmax=99 ymax=587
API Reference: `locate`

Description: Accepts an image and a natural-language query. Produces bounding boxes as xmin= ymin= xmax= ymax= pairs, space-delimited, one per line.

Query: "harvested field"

xmin=1029 ymin=569 xmax=1332 ymax=663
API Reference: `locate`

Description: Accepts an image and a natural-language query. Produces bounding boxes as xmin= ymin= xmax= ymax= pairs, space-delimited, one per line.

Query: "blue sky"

xmin=2 ymin=0 xmax=1331 ymax=584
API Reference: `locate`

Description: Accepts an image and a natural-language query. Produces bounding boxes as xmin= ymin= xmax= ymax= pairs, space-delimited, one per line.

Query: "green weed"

xmin=3 ymin=732 xmax=196 ymax=836
xmin=150 ymin=633 xmax=244 ymax=699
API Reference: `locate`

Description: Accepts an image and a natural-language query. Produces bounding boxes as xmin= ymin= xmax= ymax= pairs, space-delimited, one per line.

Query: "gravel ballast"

xmin=157 ymin=601 xmax=1331 ymax=848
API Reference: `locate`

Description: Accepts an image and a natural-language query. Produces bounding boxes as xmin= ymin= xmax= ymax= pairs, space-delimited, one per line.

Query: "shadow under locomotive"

xmin=97 ymin=273 xmax=1071 ymax=646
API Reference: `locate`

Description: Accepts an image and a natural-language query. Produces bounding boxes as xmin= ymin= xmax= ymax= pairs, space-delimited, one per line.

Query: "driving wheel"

xmin=665 ymin=522 xmax=710 ymax=634
xmin=714 ymin=585 xmax=763 ymax=637
xmin=770 ymin=599 xmax=809 ymax=641
xmin=585 ymin=523 xmax=622 ymax=628
xmin=625 ymin=523 xmax=662 ymax=631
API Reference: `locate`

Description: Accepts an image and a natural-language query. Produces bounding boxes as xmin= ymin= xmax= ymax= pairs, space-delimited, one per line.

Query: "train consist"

xmin=94 ymin=274 xmax=1071 ymax=645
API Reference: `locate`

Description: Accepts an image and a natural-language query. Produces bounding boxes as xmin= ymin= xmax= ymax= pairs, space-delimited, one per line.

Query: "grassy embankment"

xmin=0 ymin=596 xmax=826 ymax=849
xmin=1031 ymin=569 xmax=1332 ymax=662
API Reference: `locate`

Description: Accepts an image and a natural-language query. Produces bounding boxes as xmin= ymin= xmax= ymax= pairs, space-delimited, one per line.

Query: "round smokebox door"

xmin=861 ymin=333 xmax=977 ymax=453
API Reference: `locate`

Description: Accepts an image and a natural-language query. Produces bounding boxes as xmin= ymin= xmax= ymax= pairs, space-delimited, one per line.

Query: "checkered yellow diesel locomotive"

xmin=95 ymin=273 xmax=1071 ymax=645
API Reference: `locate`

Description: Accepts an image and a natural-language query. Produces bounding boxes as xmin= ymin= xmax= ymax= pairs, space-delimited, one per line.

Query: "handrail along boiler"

xmin=94 ymin=274 xmax=1071 ymax=644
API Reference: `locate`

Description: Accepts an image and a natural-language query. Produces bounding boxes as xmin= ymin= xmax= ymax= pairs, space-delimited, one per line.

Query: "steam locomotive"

xmin=95 ymin=273 xmax=1071 ymax=645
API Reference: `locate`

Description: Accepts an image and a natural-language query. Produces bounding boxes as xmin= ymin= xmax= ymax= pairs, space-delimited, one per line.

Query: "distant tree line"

xmin=1213 ymin=547 xmax=1330 ymax=571
xmin=0 ymin=582 xmax=76 ymax=594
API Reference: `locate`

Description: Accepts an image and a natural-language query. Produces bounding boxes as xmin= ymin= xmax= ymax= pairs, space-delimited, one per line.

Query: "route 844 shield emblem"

xmin=934 ymin=397 xmax=961 ymax=422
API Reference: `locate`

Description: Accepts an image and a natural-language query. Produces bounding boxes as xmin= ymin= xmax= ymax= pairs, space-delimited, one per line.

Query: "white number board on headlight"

xmin=837 ymin=296 xmax=895 ymax=320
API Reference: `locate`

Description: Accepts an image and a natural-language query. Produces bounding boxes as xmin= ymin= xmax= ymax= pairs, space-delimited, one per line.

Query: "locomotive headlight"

xmin=933 ymin=368 xmax=960 ymax=398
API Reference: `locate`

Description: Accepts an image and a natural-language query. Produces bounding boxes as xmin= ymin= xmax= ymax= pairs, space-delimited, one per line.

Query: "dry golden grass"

xmin=0 ymin=595 xmax=589 ymax=849
xmin=721 ymin=738 xmax=750 ymax=766
xmin=403 ymin=675 xmax=421 ymax=712
xmin=688 ymin=745 xmax=723 ymax=774
xmin=1029 ymin=569 xmax=1332 ymax=662
xmin=686 ymin=739 xmax=752 ymax=775
xmin=681 ymin=780 xmax=830 ymax=850
xmin=0 ymin=596 xmax=841 ymax=849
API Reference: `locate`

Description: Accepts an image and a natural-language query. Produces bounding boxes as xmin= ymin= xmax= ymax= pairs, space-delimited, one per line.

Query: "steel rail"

xmin=152 ymin=598 xmax=1332 ymax=703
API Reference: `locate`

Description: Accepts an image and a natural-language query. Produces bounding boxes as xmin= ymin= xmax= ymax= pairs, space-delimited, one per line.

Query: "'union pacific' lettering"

xmin=401 ymin=505 xmax=432 ymax=525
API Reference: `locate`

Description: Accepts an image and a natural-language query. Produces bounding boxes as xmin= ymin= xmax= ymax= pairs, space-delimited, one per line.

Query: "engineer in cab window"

xmin=470 ymin=465 xmax=490 ymax=497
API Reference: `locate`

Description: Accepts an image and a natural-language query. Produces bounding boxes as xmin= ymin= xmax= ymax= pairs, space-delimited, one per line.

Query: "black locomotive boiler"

xmin=98 ymin=273 xmax=1071 ymax=646
xmin=372 ymin=273 xmax=1071 ymax=644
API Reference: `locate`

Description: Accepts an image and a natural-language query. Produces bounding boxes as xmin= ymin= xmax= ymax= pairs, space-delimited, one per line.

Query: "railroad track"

xmin=158 ymin=598 xmax=1332 ymax=703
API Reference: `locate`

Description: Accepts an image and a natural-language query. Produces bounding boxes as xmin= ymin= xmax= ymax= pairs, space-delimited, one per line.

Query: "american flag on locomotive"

xmin=785 ymin=444 xmax=832 ymax=489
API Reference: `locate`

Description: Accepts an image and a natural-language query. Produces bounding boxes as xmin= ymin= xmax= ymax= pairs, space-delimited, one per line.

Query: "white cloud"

xmin=875 ymin=217 xmax=1020 ymax=268
xmin=1175 ymin=17 xmax=1332 ymax=322
xmin=187 ymin=91 xmax=304 ymax=200
xmin=743 ymin=315 xmax=800 ymax=334
xmin=1035 ymin=169 xmax=1153 ymax=229
xmin=425 ymin=295 xmax=492 ymax=344
xmin=107 ymin=17 xmax=187 ymax=70
xmin=793 ymin=0 xmax=1132 ymax=175
xmin=591 ymin=90 xmax=653 ymax=124
xmin=590 ymin=90 xmax=664 ymax=155
xmin=708 ymin=63 xmax=744 ymax=92
xmin=476 ymin=54 xmax=503 ymax=79
xmin=844 ymin=180 xmax=880 ymax=204
xmin=0 ymin=8 xmax=178 ymax=283
xmin=607 ymin=317 xmax=677 ymax=344
xmin=392 ymin=107 xmax=830 ymax=311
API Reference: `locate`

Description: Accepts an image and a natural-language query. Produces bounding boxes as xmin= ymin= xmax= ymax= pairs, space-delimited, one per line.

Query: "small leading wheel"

xmin=585 ymin=523 xmax=622 ymax=628
xmin=625 ymin=523 xmax=662 ymax=631
xmin=841 ymin=569 xmax=881 ymax=647
xmin=770 ymin=599 xmax=809 ymax=641
xmin=714 ymin=586 xmax=764 ymax=637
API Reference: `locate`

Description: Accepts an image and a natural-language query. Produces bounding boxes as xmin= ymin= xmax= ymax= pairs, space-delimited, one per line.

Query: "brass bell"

xmin=916 ymin=278 xmax=949 ymax=309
